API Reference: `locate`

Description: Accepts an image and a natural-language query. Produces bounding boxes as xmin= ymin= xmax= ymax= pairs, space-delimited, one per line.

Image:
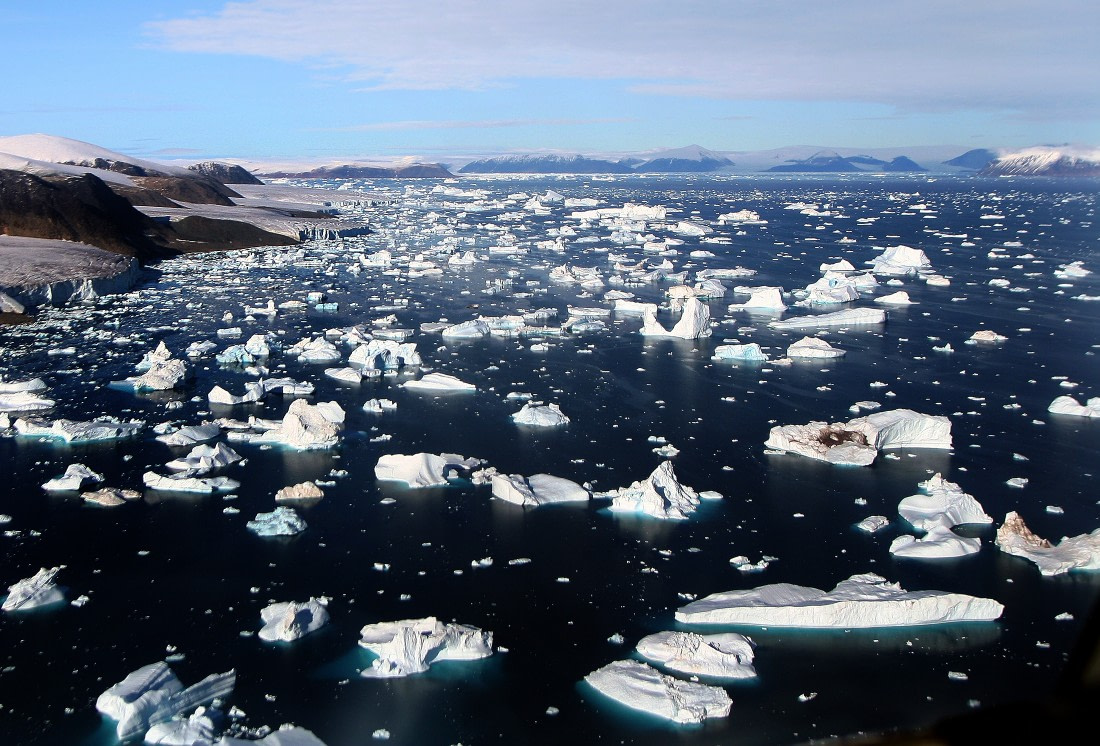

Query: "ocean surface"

xmin=1 ymin=174 xmax=1099 ymax=745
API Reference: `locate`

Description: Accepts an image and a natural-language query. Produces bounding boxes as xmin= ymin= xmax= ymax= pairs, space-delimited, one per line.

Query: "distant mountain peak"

xmin=980 ymin=146 xmax=1100 ymax=176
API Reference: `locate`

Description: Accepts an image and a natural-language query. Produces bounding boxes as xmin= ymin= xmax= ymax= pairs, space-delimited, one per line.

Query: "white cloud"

xmin=146 ymin=0 xmax=1099 ymax=114
xmin=315 ymin=117 xmax=634 ymax=132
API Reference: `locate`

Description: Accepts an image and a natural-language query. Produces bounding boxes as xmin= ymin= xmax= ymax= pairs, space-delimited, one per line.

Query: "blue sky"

xmin=1 ymin=1 xmax=1097 ymax=162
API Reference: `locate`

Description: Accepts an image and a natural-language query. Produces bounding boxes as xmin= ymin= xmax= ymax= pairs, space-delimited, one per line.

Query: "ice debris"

xmin=358 ymin=617 xmax=494 ymax=678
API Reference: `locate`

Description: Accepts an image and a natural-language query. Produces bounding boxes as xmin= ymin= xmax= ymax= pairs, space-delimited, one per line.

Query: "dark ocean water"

xmin=1 ymin=174 xmax=1099 ymax=745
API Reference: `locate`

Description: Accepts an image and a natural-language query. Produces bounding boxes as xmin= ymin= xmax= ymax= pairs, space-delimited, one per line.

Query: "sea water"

xmin=1 ymin=174 xmax=1098 ymax=744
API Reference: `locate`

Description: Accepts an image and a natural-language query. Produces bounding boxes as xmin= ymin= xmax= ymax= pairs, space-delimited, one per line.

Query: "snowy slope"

xmin=982 ymin=146 xmax=1100 ymax=176
xmin=0 ymin=151 xmax=135 ymax=186
xmin=0 ymin=134 xmax=192 ymax=177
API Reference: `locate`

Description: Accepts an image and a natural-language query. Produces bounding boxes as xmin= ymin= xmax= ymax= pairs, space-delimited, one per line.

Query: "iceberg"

xmin=875 ymin=290 xmax=914 ymax=305
xmin=764 ymin=409 xmax=952 ymax=466
xmin=14 ymin=416 xmax=142 ymax=443
xmin=358 ymin=617 xmax=493 ymax=678
xmin=1048 ymin=395 xmax=1100 ymax=418
xmin=217 ymin=725 xmax=328 ymax=746
xmin=441 ymin=319 xmax=491 ymax=339
xmin=143 ymin=471 xmax=240 ymax=494
xmin=155 ymin=423 xmax=221 ymax=446
xmin=165 ymin=442 xmax=242 ymax=474
xmin=583 ymin=659 xmax=731 ymax=723
xmin=820 ymin=259 xmax=856 ymax=272
xmin=143 ymin=707 xmax=216 ymax=745
xmin=136 ymin=342 xmax=173 ymax=371
xmin=640 ymin=297 xmax=712 ymax=339
xmin=712 ymin=343 xmax=768 ymax=362
xmin=676 ymin=573 xmax=1003 ymax=627
xmin=889 ymin=526 xmax=982 ymax=559
xmin=869 ymin=245 xmax=932 ymax=275
xmin=897 ymin=474 xmax=992 ymax=532
xmin=114 ymin=358 xmax=189 ymax=392
xmin=967 ymin=330 xmax=1008 ymax=344
xmin=996 ymin=511 xmax=1100 ymax=576
xmin=42 ymin=463 xmax=104 ymax=492
xmin=227 ymin=400 xmax=344 ymax=450
xmin=769 ymin=307 xmax=885 ymax=330
xmin=259 ymin=598 xmax=330 ymax=642
xmin=348 ymin=339 xmax=421 ymax=370
xmin=603 ymin=461 xmax=715 ymax=520
xmin=3 ymin=566 xmax=66 ymax=611
xmin=374 ymin=452 xmax=481 ymax=488
xmin=275 ymin=481 xmax=324 ymax=503
xmin=728 ymin=286 xmax=786 ymax=311
xmin=0 ymin=390 xmax=55 ymax=412
xmin=490 ymin=473 xmax=590 ymax=507
xmin=402 ymin=372 xmax=476 ymax=392
xmin=95 ymin=661 xmax=235 ymax=742
xmin=247 ymin=506 xmax=307 ymax=537
xmin=82 ymin=487 xmax=140 ymax=507
xmin=787 ymin=336 xmax=845 ymax=359
xmin=0 ymin=377 xmax=48 ymax=394
xmin=510 ymin=402 xmax=570 ymax=427
xmin=636 ymin=631 xmax=757 ymax=679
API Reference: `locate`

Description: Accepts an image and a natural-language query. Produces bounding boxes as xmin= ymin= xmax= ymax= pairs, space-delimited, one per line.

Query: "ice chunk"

xmin=510 ymin=402 xmax=570 ymax=427
xmin=82 ymin=487 xmax=140 ymax=507
xmin=156 ymin=423 xmax=221 ymax=446
xmin=374 ymin=452 xmax=480 ymax=488
xmin=165 ymin=442 xmax=242 ymax=474
xmin=820 ymin=259 xmax=856 ymax=273
xmin=769 ymin=307 xmax=885 ymax=330
xmin=42 ymin=463 xmax=104 ymax=492
xmin=640 ymin=297 xmax=712 ymax=339
xmin=143 ymin=706 xmax=216 ymax=745
xmin=441 ymin=319 xmax=491 ymax=339
xmin=362 ymin=398 xmax=398 ymax=414
xmin=275 ymin=481 xmax=324 ymax=503
xmin=676 ymin=573 xmax=1003 ymax=627
xmin=1047 ymin=395 xmax=1100 ymax=418
xmin=3 ymin=566 xmax=65 ymax=611
xmin=857 ymin=515 xmax=889 ymax=533
xmin=876 ymin=291 xmax=914 ymax=305
xmin=490 ymin=473 xmax=590 ymax=506
xmin=890 ymin=526 xmax=982 ymax=559
xmin=583 ymin=659 xmax=731 ymax=723
xmin=996 ymin=511 xmax=1100 ymax=576
xmin=136 ymin=341 xmax=173 ymax=371
xmin=603 ymin=461 xmax=708 ymax=520
xmin=349 ymin=339 xmax=421 ymax=370
xmin=95 ymin=661 xmax=235 ymax=742
xmin=14 ymin=417 xmax=142 ymax=443
xmin=114 ymin=358 xmax=189 ymax=392
xmin=259 ymin=598 xmax=330 ymax=642
xmin=869 ymin=245 xmax=932 ymax=275
xmin=967 ymin=330 xmax=1007 ymax=344
xmin=247 ymin=506 xmax=307 ymax=537
xmin=359 ymin=617 xmax=493 ymax=678
xmin=227 ymin=400 xmax=344 ymax=450
xmin=324 ymin=367 xmax=362 ymax=384
xmin=636 ymin=631 xmax=756 ymax=679
xmin=712 ymin=343 xmax=768 ymax=362
xmin=143 ymin=471 xmax=240 ymax=494
xmin=0 ymin=377 xmax=47 ymax=394
xmin=897 ymin=474 xmax=991 ymax=531
xmin=787 ymin=336 xmax=845 ymax=359
xmin=401 ymin=372 xmax=476 ymax=392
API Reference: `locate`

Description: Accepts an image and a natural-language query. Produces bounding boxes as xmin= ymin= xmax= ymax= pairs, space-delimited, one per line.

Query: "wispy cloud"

xmin=316 ymin=117 xmax=634 ymax=132
xmin=145 ymin=0 xmax=1098 ymax=117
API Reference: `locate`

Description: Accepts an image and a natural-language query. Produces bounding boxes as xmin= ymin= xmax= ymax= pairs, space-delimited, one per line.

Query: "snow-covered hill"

xmin=0 ymin=134 xmax=193 ymax=177
xmin=980 ymin=146 xmax=1100 ymax=176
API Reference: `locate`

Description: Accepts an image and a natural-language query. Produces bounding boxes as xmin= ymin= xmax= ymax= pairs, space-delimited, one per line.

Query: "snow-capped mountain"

xmin=0 ymin=134 xmax=193 ymax=177
xmin=458 ymin=153 xmax=633 ymax=174
xmin=633 ymin=145 xmax=733 ymax=172
xmin=980 ymin=146 xmax=1100 ymax=176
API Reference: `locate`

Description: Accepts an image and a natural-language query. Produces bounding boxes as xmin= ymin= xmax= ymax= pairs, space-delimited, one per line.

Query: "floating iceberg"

xmin=640 ymin=297 xmax=711 ymax=339
xmin=165 ymin=442 xmax=242 ymax=474
xmin=820 ymin=259 xmax=856 ymax=273
xmin=890 ymin=526 xmax=982 ymax=559
xmin=143 ymin=471 xmax=240 ymax=494
xmin=875 ymin=290 xmax=914 ymax=305
xmin=0 ymin=390 xmax=55 ymax=412
xmin=583 ymin=659 xmax=731 ymax=723
xmin=712 ymin=343 xmax=768 ymax=362
xmin=996 ymin=511 xmax=1100 ymax=576
xmin=3 ymin=566 xmax=66 ymax=612
xmin=358 ymin=617 xmax=494 ymax=678
xmin=14 ymin=417 xmax=142 ymax=443
xmin=402 ymin=372 xmax=477 ymax=392
xmin=511 ymin=402 xmax=570 ymax=427
xmin=869 ymin=245 xmax=932 ymax=275
xmin=247 ymin=506 xmax=307 ymax=537
xmin=259 ymin=598 xmax=330 ymax=642
xmin=227 ymin=400 xmax=344 ymax=450
xmin=95 ymin=661 xmax=235 ymax=742
xmin=769 ymin=307 xmax=885 ymax=330
xmin=764 ymin=409 xmax=951 ymax=466
xmin=0 ymin=377 xmax=48 ymax=394
xmin=82 ymin=487 xmax=140 ymax=507
xmin=728 ymin=286 xmax=786 ymax=311
xmin=349 ymin=339 xmax=421 ymax=370
xmin=787 ymin=336 xmax=845 ymax=359
xmin=676 ymin=573 xmax=1003 ymax=627
xmin=42 ymin=463 xmax=104 ymax=492
xmin=490 ymin=473 xmax=590 ymax=506
xmin=1048 ymin=395 xmax=1100 ymax=418
xmin=441 ymin=319 xmax=491 ymax=339
xmin=603 ymin=461 xmax=717 ymax=520
xmin=374 ymin=452 xmax=481 ymax=488
xmin=275 ymin=481 xmax=324 ymax=503
xmin=156 ymin=423 xmax=221 ymax=446
xmin=897 ymin=474 xmax=991 ymax=532
xmin=113 ymin=358 xmax=189 ymax=392
xmin=324 ymin=367 xmax=362 ymax=384
xmin=636 ymin=631 xmax=756 ymax=679
xmin=143 ymin=707 xmax=216 ymax=745
xmin=967 ymin=330 xmax=1007 ymax=344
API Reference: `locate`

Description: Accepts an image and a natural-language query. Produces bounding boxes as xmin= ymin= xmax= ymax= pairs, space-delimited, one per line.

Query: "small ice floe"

xmin=258 ymin=598 xmax=330 ymax=642
xmin=635 ymin=630 xmax=756 ymax=679
xmin=764 ymin=409 xmax=951 ymax=466
xmin=730 ymin=555 xmax=775 ymax=573
xmin=247 ymin=506 xmax=307 ymax=537
xmin=374 ymin=452 xmax=482 ymax=488
xmin=583 ymin=659 xmax=731 ymax=723
xmin=601 ymin=461 xmax=718 ymax=520
xmin=96 ymin=661 xmax=235 ymax=741
xmin=3 ymin=566 xmax=66 ymax=612
xmin=362 ymin=398 xmax=397 ymax=414
xmin=712 ymin=343 xmax=768 ymax=362
xmin=729 ymin=286 xmax=787 ymax=311
xmin=14 ymin=417 xmax=142 ymax=443
xmin=156 ymin=423 xmax=221 ymax=446
xmin=675 ymin=573 xmax=1003 ymax=627
xmin=358 ymin=616 xmax=493 ymax=678
xmin=511 ymin=402 xmax=570 ymax=427
xmin=996 ymin=512 xmax=1100 ymax=576
xmin=1006 ymin=477 xmax=1029 ymax=489
xmin=875 ymin=291 xmax=915 ymax=305
xmin=490 ymin=473 xmax=589 ymax=507
xmin=143 ymin=472 xmax=240 ymax=494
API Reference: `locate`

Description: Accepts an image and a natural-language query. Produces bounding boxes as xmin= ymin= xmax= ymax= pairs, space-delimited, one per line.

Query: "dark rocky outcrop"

xmin=883 ymin=156 xmax=927 ymax=172
xmin=263 ymin=163 xmax=453 ymax=179
xmin=129 ymin=174 xmax=241 ymax=206
xmin=943 ymin=148 xmax=998 ymax=171
xmin=188 ymin=161 xmax=265 ymax=185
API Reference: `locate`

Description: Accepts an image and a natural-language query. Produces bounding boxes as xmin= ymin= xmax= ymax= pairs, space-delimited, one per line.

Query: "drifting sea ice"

xmin=0 ymin=389 xmax=55 ymax=412
xmin=875 ymin=291 xmax=914 ymax=305
xmin=996 ymin=512 xmax=1100 ymax=576
xmin=787 ymin=336 xmax=845 ymax=359
xmin=868 ymin=245 xmax=932 ymax=275
xmin=712 ymin=343 xmax=768 ymax=362
xmin=675 ymin=573 xmax=1003 ymax=627
xmin=142 ymin=706 xmax=216 ymax=745
xmin=583 ymin=659 xmax=731 ymax=724
xmin=13 ymin=416 xmax=142 ymax=443
xmin=889 ymin=525 xmax=982 ymax=559
xmin=164 ymin=442 xmax=242 ymax=474
xmin=155 ymin=423 xmax=221 ymax=446
xmin=764 ymin=409 xmax=952 ymax=466
xmin=358 ymin=617 xmax=494 ymax=678
xmin=635 ymin=631 xmax=757 ymax=679
xmin=226 ymin=400 xmax=344 ymax=450
xmin=490 ymin=473 xmax=590 ymax=507
xmin=274 ymin=481 xmax=325 ymax=503
xmin=2 ymin=566 xmax=66 ymax=612
xmin=258 ymin=598 xmax=330 ymax=642
xmin=143 ymin=471 xmax=241 ymax=494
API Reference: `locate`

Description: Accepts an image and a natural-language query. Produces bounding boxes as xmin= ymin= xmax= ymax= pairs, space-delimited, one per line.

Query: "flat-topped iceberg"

xmin=636 ymin=631 xmax=756 ymax=679
xmin=3 ymin=566 xmax=66 ymax=612
xmin=583 ymin=659 xmax=732 ymax=724
xmin=712 ymin=343 xmax=768 ymax=362
xmin=490 ymin=473 xmax=590 ymax=506
xmin=602 ymin=461 xmax=718 ymax=520
xmin=348 ymin=339 xmax=421 ymax=370
xmin=156 ymin=423 xmax=221 ymax=446
xmin=247 ymin=506 xmax=307 ymax=537
xmin=640 ymin=297 xmax=712 ymax=339
xmin=441 ymin=319 xmax=491 ymax=339
xmin=14 ymin=417 xmax=142 ymax=443
xmin=375 ymin=452 xmax=481 ymax=488
xmin=164 ymin=442 xmax=242 ymax=474
xmin=95 ymin=661 xmax=235 ymax=742
xmin=259 ymin=598 xmax=330 ymax=642
xmin=765 ymin=409 xmax=951 ymax=466
xmin=510 ymin=402 xmax=570 ymax=426
xmin=769 ymin=307 xmax=884 ymax=330
xmin=996 ymin=511 xmax=1100 ymax=576
xmin=402 ymin=372 xmax=477 ymax=392
xmin=358 ymin=616 xmax=493 ymax=678
xmin=675 ymin=573 xmax=1003 ymax=627
xmin=0 ymin=390 xmax=55 ymax=412
xmin=1048 ymin=395 xmax=1100 ymax=418
xmin=143 ymin=471 xmax=240 ymax=494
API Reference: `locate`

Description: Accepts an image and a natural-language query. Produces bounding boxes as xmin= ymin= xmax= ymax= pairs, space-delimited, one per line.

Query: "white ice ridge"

xmin=787 ymin=336 xmax=845 ymax=359
xmin=3 ymin=566 xmax=66 ymax=612
xmin=897 ymin=474 xmax=992 ymax=532
xmin=42 ymin=463 xmax=104 ymax=492
xmin=640 ymin=296 xmax=712 ymax=339
xmin=583 ymin=659 xmax=732 ymax=724
xmin=764 ymin=409 xmax=952 ymax=466
xmin=401 ymin=372 xmax=477 ymax=392
xmin=490 ymin=473 xmax=590 ymax=506
xmin=374 ymin=452 xmax=482 ymax=488
xmin=226 ymin=400 xmax=345 ymax=450
xmin=259 ymin=598 xmax=330 ymax=642
xmin=95 ymin=661 xmax=235 ymax=742
xmin=636 ymin=631 xmax=757 ymax=679
xmin=769 ymin=307 xmax=885 ymax=330
xmin=996 ymin=511 xmax=1100 ymax=576
xmin=602 ymin=460 xmax=720 ymax=520
xmin=1048 ymin=395 xmax=1100 ymax=418
xmin=510 ymin=402 xmax=570 ymax=426
xmin=675 ymin=573 xmax=1003 ymax=628
xmin=13 ymin=416 xmax=143 ymax=443
xmin=358 ymin=616 xmax=494 ymax=678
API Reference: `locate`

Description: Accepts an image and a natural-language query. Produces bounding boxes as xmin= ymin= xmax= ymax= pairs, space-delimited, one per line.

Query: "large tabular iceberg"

xmin=765 ymin=409 xmax=951 ymax=466
xmin=3 ymin=566 xmax=66 ymax=612
xmin=583 ymin=659 xmax=732 ymax=723
xmin=996 ymin=511 xmax=1100 ymax=576
xmin=95 ymin=662 xmax=235 ymax=741
xmin=358 ymin=616 xmax=494 ymax=678
xmin=603 ymin=460 xmax=719 ymax=520
xmin=490 ymin=472 xmax=589 ymax=506
xmin=636 ymin=631 xmax=757 ymax=679
xmin=675 ymin=573 xmax=1003 ymax=627
xmin=769 ymin=307 xmax=885 ymax=330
